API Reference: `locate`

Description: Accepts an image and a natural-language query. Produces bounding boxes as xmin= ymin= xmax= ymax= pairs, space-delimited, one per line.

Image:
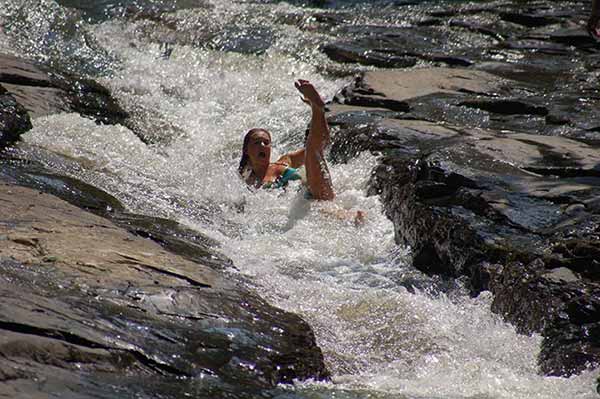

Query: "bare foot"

xmin=319 ymin=207 xmax=366 ymax=227
xmin=354 ymin=210 xmax=366 ymax=227
xmin=294 ymin=79 xmax=326 ymax=109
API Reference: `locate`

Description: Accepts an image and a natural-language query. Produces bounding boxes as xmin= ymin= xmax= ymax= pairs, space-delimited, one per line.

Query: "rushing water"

xmin=2 ymin=0 xmax=599 ymax=398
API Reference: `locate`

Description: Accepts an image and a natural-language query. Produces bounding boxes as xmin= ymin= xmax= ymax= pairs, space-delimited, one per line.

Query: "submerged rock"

xmin=329 ymin=67 xmax=600 ymax=377
xmin=0 ymin=181 xmax=328 ymax=397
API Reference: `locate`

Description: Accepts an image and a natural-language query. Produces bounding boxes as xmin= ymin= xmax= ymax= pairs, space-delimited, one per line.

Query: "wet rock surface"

xmin=0 ymin=181 xmax=328 ymax=398
xmin=0 ymin=154 xmax=233 ymax=272
xmin=328 ymin=61 xmax=600 ymax=376
xmin=0 ymin=53 xmax=178 ymax=146
xmin=0 ymin=53 xmax=128 ymax=125
xmin=317 ymin=0 xmax=600 ymax=379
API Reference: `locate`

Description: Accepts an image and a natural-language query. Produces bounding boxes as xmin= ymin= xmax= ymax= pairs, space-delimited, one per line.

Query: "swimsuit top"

xmin=262 ymin=167 xmax=303 ymax=189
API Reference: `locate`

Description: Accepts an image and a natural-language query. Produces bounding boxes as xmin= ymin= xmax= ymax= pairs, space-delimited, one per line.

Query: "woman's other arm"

xmin=276 ymin=148 xmax=306 ymax=168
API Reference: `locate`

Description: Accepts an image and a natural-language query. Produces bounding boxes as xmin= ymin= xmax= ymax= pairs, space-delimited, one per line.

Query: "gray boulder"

xmin=329 ymin=67 xmax=600 ymax=377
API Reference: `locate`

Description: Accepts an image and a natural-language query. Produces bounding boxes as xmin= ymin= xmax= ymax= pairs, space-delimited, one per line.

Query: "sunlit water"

xmin=2 ymin=0 xmax=599 ymax=397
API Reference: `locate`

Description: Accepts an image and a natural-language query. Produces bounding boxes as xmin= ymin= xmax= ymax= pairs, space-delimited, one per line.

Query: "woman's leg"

xmin=295 ymin=80 xmax=335 ymax=200
xmin=304 ymin=104 xmax=335 ymax=200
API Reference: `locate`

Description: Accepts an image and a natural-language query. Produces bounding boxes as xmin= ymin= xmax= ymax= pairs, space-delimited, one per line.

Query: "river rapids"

xmin=1 ymin=0 xmax=598 ymax=397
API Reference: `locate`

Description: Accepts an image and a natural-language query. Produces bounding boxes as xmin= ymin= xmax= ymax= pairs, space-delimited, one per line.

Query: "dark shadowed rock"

xmin=541 ymin=28 xmax=600 ymax=49
xmin=315 ymin=0 xmax=597 ymax=86
xmin=458 ymin=99 xmax=549 ymax=116
xmin=320 ymin=25 xmax=486 ymax=68
xmin=491 ymin=260 xmax=600 ymax=376
xmin=322 ymin=41 xmax=419 ymax=68
xmin=0 ymin=85 xmax=32 ymax=148
xmin=499 ymin=12 xmax=559 ymax=27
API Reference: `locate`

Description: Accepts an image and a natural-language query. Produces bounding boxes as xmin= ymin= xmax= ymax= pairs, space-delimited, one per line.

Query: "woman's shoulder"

xmin=274 ymin=148 xmax=304 ymax=168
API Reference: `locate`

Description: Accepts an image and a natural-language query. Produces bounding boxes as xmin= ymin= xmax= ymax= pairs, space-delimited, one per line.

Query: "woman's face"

xmin=246 ymin=130 xmax=272 ymax=165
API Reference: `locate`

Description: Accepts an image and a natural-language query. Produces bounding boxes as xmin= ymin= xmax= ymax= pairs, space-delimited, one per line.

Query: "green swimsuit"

xmin=263 ymin=167 xmax=303 ymax=189
xmin=261 ymin=166 xmax=313 ymax=198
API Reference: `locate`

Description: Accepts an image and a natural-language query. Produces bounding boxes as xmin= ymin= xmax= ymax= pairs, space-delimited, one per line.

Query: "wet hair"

xmin=238 ymin=128 xmax=271 ymax=180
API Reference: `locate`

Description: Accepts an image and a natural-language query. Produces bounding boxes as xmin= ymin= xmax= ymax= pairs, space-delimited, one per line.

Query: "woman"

xmin=238 ymin=79 xmax=335 ymax=201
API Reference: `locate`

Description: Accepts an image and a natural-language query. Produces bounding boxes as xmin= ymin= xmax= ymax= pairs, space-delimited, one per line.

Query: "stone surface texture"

xmin=328 ymin=67 xmax=600 ymax=377
xmin=0 ymin=182 xmax=328 ymax=397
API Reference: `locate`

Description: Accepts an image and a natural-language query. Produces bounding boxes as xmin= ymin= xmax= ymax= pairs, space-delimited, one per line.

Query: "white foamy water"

xmin=9 ymin=1 xmax=599 ymax=398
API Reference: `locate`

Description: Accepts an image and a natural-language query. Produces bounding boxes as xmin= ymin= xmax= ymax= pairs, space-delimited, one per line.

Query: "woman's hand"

xmin=294 ymin=79 xmax=325 ymax=110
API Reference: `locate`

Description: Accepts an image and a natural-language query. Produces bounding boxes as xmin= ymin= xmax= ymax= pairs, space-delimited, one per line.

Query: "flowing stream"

xmin=1 ymin=0 xmax=599 ymax=397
